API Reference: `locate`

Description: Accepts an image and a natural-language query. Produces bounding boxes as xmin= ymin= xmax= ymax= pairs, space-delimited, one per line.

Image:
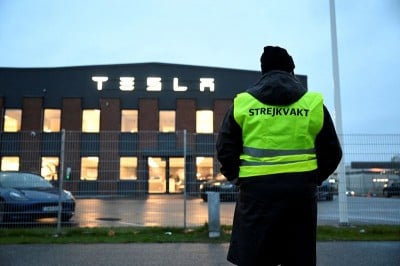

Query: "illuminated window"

xmin=82 ymin=109 xmax=100 ymax=132
xmin=41 ymin=157 xmax=59 ymax=181
xmin=168 ymin=157 xmax=185 ymax=193
xmin=148 ymin=157 xmax=166 ymax=193
xmin=196 ymin=157 xmax=213 ymax=180
xmin=147 ymin=157 xmax=185 ymax=193
xmin=159 ymin=111 xmax=175 ymax=132
xmin=1 ymin=156 xmax=19 ymax=171
xmin=80 ymin=157 xmax=98 ymax=180
xmin=43 ymin=109 xmax=61 ymax=132
xmin=196 ymin=110 xmax=213 ymax=133
xmin=3 ymin=109 xmax=22 ymax=132
xmin=120 ymin=157 xmax=137 ymax=180
xmin=121 ymin=110 xmax=138 ymax=132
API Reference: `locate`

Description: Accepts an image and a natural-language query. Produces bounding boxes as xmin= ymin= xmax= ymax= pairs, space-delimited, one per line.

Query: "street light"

xmin=329 ymin=0 xmax=349 ymax=225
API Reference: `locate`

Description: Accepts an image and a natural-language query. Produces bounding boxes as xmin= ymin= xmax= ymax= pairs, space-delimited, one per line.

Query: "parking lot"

xmin=2 ymin=193 xmax=398 ymax=228
xmin=65 ymin=194 xmax=400 ymax=228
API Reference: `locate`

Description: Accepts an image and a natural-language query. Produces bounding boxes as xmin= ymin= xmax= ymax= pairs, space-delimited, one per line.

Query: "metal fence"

xmin=0 ymin=131 xmax=399 ymax=228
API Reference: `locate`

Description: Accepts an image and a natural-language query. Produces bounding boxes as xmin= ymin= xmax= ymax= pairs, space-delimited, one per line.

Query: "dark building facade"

xmin=0 ymin=63 xmax=307 ymax=196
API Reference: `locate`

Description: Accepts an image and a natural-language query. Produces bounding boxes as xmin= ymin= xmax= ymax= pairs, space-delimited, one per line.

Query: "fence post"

xmin=207 ymin=192 xmax=221 ymax=238
xmin=337 ymin=160 xmax=349 ymax=225
xmin=183 ymin=129 xmax=187 ymax=229
xmin=56 ymin=129 xmax=66 ymax=235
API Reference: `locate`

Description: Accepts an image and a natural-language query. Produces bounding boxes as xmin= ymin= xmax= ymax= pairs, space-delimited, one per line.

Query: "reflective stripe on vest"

xmin=233 ymin=91 xmax=324 ymax=178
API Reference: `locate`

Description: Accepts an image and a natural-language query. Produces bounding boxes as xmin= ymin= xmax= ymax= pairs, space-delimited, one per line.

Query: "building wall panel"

xmin=62 ymin=98 xmax=82 ymax=130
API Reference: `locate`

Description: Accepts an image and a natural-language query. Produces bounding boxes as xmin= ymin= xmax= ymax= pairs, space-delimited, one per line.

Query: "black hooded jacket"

xmin=216 ymin=70 xmax=342 ymax=187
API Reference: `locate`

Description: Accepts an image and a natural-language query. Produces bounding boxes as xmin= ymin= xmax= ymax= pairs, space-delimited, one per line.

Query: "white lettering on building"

xmin=200 ymin=78 xmax=215 ymax=92
xmin=92 ymin=76 xmax=108 ymax=91
xmin=92 ymin=76 xmax=215 ymax=92
xmin=120 ymin=77 xmax=135 ymax=91
xmin=173 ymin=78 xmax=187 ymax=91
xmin=146 ymin=77 xmax=162 ymax=91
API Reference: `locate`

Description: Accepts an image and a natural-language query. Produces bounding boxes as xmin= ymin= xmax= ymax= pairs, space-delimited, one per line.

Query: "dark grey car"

xmin=0 ymin=171 xmax=75 ymax=223
xmin=317 ymin=181 xmax=334 ymax=201
xmin=383 ymin=183 xmax=400 ymax=197
xmin=199 ymin=176 xmax=239 ymax=202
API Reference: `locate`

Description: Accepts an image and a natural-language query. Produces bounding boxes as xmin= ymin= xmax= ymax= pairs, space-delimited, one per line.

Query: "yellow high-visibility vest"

xmin=233 ymin=91 xmax=324 ymax=178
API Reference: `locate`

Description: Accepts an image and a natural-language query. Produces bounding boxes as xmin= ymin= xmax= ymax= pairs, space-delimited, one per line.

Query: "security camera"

xmin=30 ymin=131 xmax=36 ymax=137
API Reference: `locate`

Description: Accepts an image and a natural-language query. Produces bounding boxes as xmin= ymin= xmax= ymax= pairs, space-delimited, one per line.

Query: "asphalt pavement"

xmin=1 ymin=242 xmax=399 ymax=266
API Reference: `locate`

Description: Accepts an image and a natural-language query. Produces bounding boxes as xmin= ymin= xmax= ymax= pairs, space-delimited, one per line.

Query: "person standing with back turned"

xmin=216 ymin=46 xmax=342 ymax=266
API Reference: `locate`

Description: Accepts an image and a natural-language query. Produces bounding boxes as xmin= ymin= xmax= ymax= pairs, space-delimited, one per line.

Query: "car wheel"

xmin=0 ymin=200 xmax=5 ymax=223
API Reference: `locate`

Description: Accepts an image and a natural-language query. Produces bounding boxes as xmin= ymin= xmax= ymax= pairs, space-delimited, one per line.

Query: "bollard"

xmin=207 ymin=192 xmax=221 ymax=238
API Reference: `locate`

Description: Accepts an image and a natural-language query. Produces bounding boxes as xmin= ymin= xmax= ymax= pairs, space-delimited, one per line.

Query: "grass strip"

xmin=0 ymin=225 xmax=399 ymax=244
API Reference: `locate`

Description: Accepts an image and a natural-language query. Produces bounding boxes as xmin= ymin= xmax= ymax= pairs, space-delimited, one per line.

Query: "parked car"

xmin=200 ymin=176 xmax=335 ymax=202
xmin=383 ymin=183 xmax=400 ymax=197
xmin=317 ymin=180 xmax=334 ymax=201
xmin=199 ymin=175 xmax=239 ymax=202
xmin=0 ymin=171 xmax=75 ymax=223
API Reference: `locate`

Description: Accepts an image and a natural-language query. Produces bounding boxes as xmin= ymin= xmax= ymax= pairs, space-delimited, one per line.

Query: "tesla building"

xmin=0 ymin=63 xmax=307 ymax=195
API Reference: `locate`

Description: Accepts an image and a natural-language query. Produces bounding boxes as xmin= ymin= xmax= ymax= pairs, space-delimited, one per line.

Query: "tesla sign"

xmin=92 ymin=76 xmax=215 ymax=92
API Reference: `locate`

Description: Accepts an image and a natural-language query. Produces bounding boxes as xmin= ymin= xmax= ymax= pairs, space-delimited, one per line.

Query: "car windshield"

xmin=0 ymin=172 xmax=53 ymax=189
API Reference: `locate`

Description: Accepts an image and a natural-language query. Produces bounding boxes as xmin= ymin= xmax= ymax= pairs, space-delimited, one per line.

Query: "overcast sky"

xmin=1 ymin=0 xmax=399 ymax=135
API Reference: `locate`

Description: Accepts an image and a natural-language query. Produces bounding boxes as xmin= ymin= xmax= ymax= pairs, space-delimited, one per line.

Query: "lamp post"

xmin=329 ymin=0 xmax=349 ymax=225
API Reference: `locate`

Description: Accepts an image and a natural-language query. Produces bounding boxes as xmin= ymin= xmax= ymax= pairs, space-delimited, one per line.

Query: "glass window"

xmin=159 ymin=111 xmax=175 ymax=132
xmin=168 ymin=157 xmax=184 ymax=193
xmin=41 ymin=157 xmax=59 ymax=181
xmin=196 ymin=157 xmax=213 ymax=181
xmin=3 ymin=109 xmax=22 ymax=132
xmin=43 ymin=109 xmax=61 ymax=132
xmin=148 ymin=157 xmax=166 ymax=193
xmin=147 ymin=157 xmax=185 ymax=193
xmin=196 ymin=110 xmax=213 ymax=133
xmin=121 ymin=110 xmax=138 ymax=132
xmin=82 ymin=110 xmax=100 ymax=132
xmin=120 ymin=157 xmax=137 ymax=180
xmin=1 ymin=156 xmax=19 ymax=171
xmin=80 ymin=157 xmax=99 ymax=180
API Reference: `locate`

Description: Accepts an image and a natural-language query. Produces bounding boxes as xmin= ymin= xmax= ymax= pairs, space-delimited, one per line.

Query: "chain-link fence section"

xmin=0 ymin=131 xmax=399 ymax=228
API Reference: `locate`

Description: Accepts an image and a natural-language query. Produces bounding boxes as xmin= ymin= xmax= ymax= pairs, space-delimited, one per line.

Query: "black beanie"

xmin=260 ymin=46 xmax=295 ymax=74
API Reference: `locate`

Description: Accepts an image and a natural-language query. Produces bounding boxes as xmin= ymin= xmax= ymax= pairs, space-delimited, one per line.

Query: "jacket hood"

xmin=246 ymin=70 xmax=307 ymax=106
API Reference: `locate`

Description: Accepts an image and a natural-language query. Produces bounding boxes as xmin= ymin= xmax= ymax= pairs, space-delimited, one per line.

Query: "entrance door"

xmin=148 ymin=157 xmax=185 ymax=194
